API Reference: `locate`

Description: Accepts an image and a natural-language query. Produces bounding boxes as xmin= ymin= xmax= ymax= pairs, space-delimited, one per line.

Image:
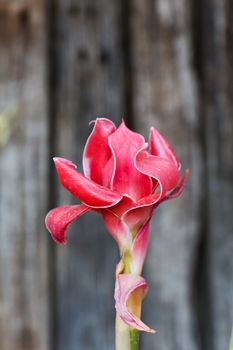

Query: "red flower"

xmin=45 ymin=118 xmax=189 ymax=332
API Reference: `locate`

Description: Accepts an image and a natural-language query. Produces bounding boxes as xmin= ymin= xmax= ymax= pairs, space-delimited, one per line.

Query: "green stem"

xmin=115 ymin=313 xmax=139 ymax=350
xmin=129 ymin=328 xmax=139 ymax=350
xmin=229 ymin=326 xmax=233 ymax=350
xmin=115 ymin=251 xmax=139 ymax=350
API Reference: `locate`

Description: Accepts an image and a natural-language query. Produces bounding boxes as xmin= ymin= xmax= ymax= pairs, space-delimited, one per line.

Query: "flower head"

xmin=45 ymin=118 xmax=189 ymax=332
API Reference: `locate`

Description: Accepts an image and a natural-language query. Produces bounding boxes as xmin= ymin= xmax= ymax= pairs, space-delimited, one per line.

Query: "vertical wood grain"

xmin=49 ymin=1 xmax=124 ymax=349
xmin=0 ymin=1 xmax=49 ymax=349
xmin=129 ymin=1 xmax=203 ymax=349
xmin=0 ymin=0 xmax=232 ymax=349
xmin=201 ymin=0 xmax=233 ymax=348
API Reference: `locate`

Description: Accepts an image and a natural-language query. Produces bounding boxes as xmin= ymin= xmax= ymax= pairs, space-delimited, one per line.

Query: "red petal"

xmin=105 ymin=194 xmax=153 ymax=234
xmin=149 ymin=127 xmax=180 ymax=168
xmin=127 ymin=170 xmax=189 ymax=213
xmin=102 ymin=156 xmax=114 ymax=188
xmin=45 ymin=205 xmax=89 ymax=244
xmin=131 ymin=219 xmax=151 ymax=274
xmin=83 ymin=118 xmax=116 ymax=185
xmin=108 ymin=194 xmax=135 ymax=217
xmin=123 ymin=169 xmax=189 ymax=223
xmin=135 ymin=150 xmax=180 ymax=202
xmin=115 ymin=274 xmax=155 ymax=333
xmin=166 ymin=169 xmax=190 ymax=200
xmin=109 ymin=121 xmax=152 ymax=201
xmin=122 ymin=195 xmax=158 ymax=231
xmin=106 ymin=194 xmax=155 ymax=233
xmin=102 ymin=209 xmax=132 ymax=249
xmin=103 ymin=196 xmax=152 ymax=250
xmin=54 ymin=157 xmax=122 ymax=208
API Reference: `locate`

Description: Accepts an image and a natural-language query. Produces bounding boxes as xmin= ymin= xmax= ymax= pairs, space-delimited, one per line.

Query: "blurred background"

xmin=0 ymin=0 xmax=232 ymax=349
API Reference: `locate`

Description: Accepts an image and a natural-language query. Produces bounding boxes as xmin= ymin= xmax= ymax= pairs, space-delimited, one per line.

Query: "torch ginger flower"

xmin=45 ymin=118 xmax=189 ymax=345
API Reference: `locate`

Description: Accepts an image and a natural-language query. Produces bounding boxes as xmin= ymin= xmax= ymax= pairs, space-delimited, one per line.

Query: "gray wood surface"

xmin=0 ymin=0 xmax=232 ymax=349
xmin=0 ymin=1 xmax=49 ymax=350
xmin=130 ymin=1 xmax=203 ymax=349
xmin=202 ymin=0 xmax=233 ymax=349
xmin=50 ymin=1 xmax=124 ymax=349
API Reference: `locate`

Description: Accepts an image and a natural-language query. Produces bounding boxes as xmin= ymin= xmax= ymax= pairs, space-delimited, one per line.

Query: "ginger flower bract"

xmin=45 ymin=118 xmax=189 ymax=336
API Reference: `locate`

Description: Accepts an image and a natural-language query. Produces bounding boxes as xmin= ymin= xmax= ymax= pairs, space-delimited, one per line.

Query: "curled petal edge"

xmin=119 ymin=148 xmax=179 ymax=222
xmin=45 ymin=204 xmax=89 ymax=244
xmin=165 ymin=168 xmax=190 ymax=201
xmin=122 ymin=169 xmax=189 ymax=234
xmin=108 ymin=120 xmax=152 ymax=200
xmin=102 ymin=209 xmax=132 ymax=250
xmin=115 ymin=274 xmax=155 ymax=333
xmin=149 ymin=127 xmax=180 ymax=169
xmin=82 ymin=118 xmax=116 ymax=185
xmin=135 ymin=149 xmax=180 ymax=202
xmin=122 ymin=168 xmax=189 ymax=221
xmin=53 ymin=157 xmax=122 ymax=208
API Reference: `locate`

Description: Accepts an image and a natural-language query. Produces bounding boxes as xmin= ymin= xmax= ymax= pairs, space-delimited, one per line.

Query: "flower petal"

xmin=131 ymin=219 xmax=151 ymax=275
xmin=109 ymin=121 xmax=152 ymax=200
xmin=108 ymin=194 xmax=136 ymax=218
xmin=135 ymin=150 xmax=180 ymax=203
xmin=166 ymin=168 xmax=190 ymax=200
xmin=149 ymin=127 xmax=180 ymax=168
xmin=102 ymin=209 xmax=131 ymax=249
xmin=122 ymin=198 xmax=156 ymax=232
xmin=54 ymin=157 xmax=122 ymax=208
xmin=123 ymin=169 xmax=189 ymax=226
xmin=106 ymin=194 xmax=153 ymax=234
xmin=83 ymin=118 xmax=116 ymax=185
xmin=122 ymin=149 xmax=180 ymax=222
xmin=124 ymin=169 xmax=189 ymax=217
xmin=45 ymin=204 xmax=89 ymax=244
xmin=115 ymin=274 xmax=155 ymax=333
xmin=102 ymin=155 xmax=115 ymax=188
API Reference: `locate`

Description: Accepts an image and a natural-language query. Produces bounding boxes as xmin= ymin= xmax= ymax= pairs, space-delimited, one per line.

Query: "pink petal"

xmin=45 ymin=205 xmax=89 ymax=244
xmin=105 ymin=194 xmax=153 ymax=234
xmin=102 ymin=156 xmax=115 ymax=188
xmin=131 ymin=219 xmax=151 ymax=275
xmin=109 ymin=121 xmax=152 ymax=201
xmin=127 ymin=169 xmax=190 ymax=213
xmin=149 ymin=127 xmax=180 ymax=168
xmin=102 ymin=209 xmax=131 ymax=249
xmin=103 ymin=196 xmax=152 ymax=250
xmin=54 ymin=157 xmax=122 ymax=208
xmin=115 ymin=274 xmax=155 ymax=333
xmin=122 ymin=196 xmax=158 ymax=231
xmin=83 ymin=118 xmax=116 ymax=185
xmin=108 ymin=194 xmax=136 ymax=217
xmin=135 ymin=150 xmax=180 ymax=202
xmin=166 ymin=169 xmax=190 ymax=200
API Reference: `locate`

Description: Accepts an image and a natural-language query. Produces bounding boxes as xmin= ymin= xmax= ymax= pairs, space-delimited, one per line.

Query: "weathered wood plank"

xmin=0 ymin=1 xmax=49 ymax=350
xmin=129 ymin=1 xmax=203 ymax=349
xmin=50 ymin=1 xmax=124 ymax=349
xmin=1 ymin=1 xmax=230 ymax=349
xmin=202 ymin=0 xmax=233 ymax=348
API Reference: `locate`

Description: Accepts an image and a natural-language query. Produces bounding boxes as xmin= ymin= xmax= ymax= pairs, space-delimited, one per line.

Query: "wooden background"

xmin=0 ymin=0 xmax=232 ymax=349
